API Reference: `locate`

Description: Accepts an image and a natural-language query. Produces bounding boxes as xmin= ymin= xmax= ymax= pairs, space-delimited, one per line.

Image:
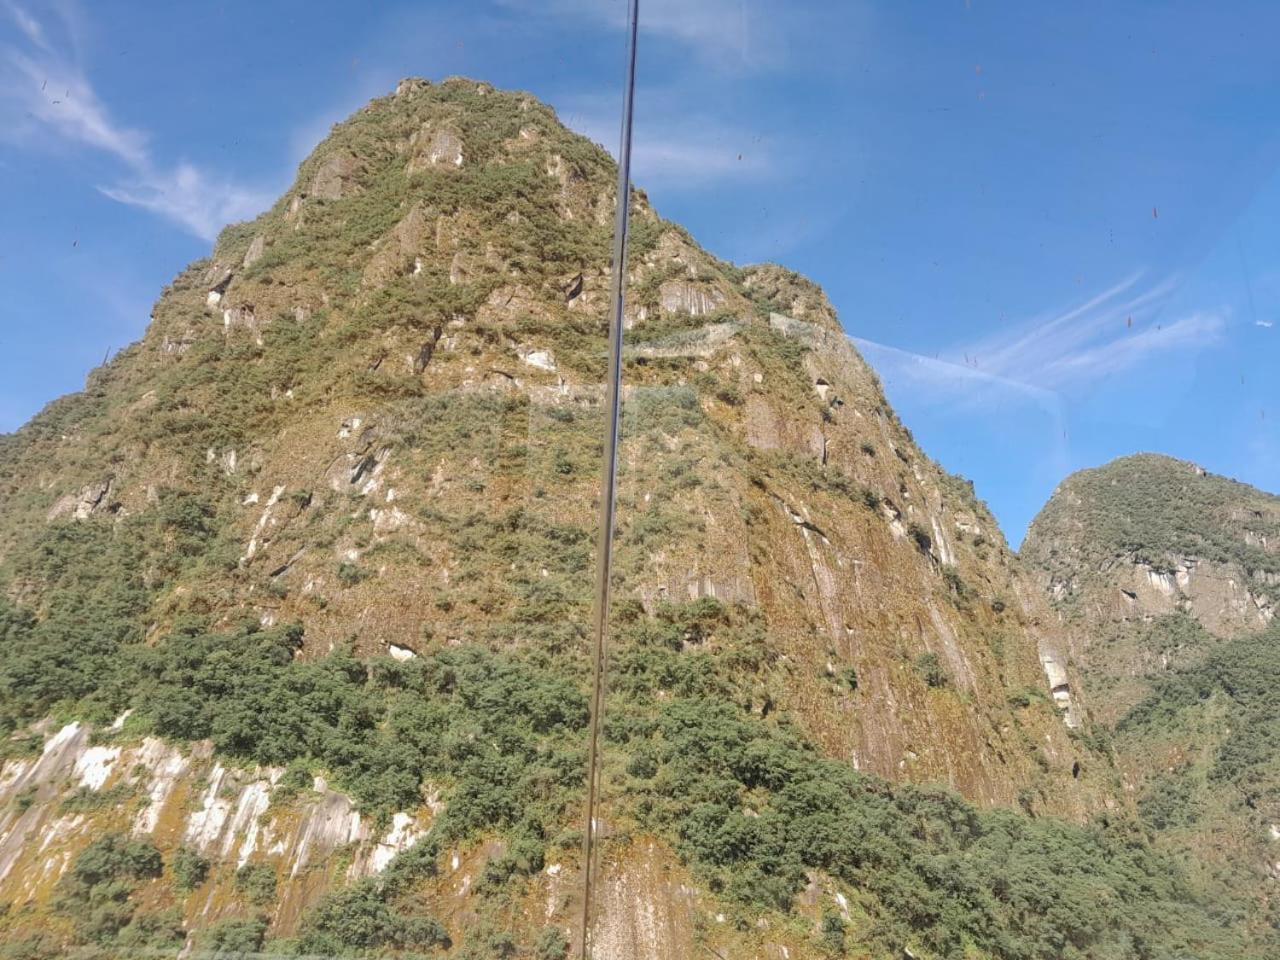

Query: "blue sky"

xmin=1 ymin=0 xmax=1276 ymax=544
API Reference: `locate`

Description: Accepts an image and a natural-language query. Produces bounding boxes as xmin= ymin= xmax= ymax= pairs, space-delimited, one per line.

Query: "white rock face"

xmin=521 ymin=349 xmax=557 ymax=372
xmin=1115 ymin=557 xmax=1274 ymax=636
xmin=72 ymin=746 xmax=121 ymax=791
xmin=46 ymin=479 xmax=113 ymax=522
xmin=359 ymin=812 xmax=426 ymax=876
xmin=408 ymin=127 xmax=464 ymax=172
xmin=880 ymin=500 xmax=907 ymax=541
xmin=287 ymin=785 xmax=367 ymax=878
xmin=930 ymin=516 xmax=956 ymax=566
xmin=309 ymin=153 xmax=357 ymax=200
xmin=389 ymin=643 xmax=417 ymax=662
xmin=1038 ymin=651 xmax=1081 ymax=728
xmin=243 ymin=234 xmax=266 ymax=268
xmin=0 ymin=721 xmax=436 ymax=910
xmin=206 ymin=269 xmax=232 ymax=308
xmin=132 ymin=738 xmax=190 ymax=835
xmin=428 ymin=130 xmax=464 ymax=166
xmin=1145 ymin=567 xmax=1177 ymax=596
xmin=371 ymin=506 xmax=410 ymax=533
xmin=223 ymin=304 xmax=263 ymax=345
xmin=205 ymin=447 xmax=237 ymax=475
xmin=242 ymin=484 xmax=287 ymax=562
xmin=658 ymin=280 xmax=725 ymax=317
xmin=0 ymin=723 xmax=91 ymax=889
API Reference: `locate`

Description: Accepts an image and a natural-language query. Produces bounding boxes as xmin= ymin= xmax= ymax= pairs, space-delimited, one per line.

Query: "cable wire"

xmin=578 ymin=1 xmax=639 ymax=957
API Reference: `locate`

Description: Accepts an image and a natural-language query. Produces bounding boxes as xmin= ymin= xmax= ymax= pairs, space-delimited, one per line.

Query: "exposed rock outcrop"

xmin=46 ymin=478 xmax=113 ymax=521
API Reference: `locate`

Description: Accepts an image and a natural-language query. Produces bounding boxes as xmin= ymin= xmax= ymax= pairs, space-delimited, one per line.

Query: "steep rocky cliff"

xmin=0 ymin=80 xmax=1259 ymax=959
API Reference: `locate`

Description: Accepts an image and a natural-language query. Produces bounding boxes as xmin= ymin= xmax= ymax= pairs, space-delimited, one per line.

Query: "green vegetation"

xmin=914 ymin=652 xmax=949 ymax=689
xmin=820 ymin=911 xmax=848 ymax=955
xmin=625 ymin=691 xmax=1249 ymax=958
xmin=2 ymin=583 xmax=1263 ymax=957
xmin=534 ymin=927 xmax=570 ymax=960
xmin=171 ymin=846 xmax=210 ymax=891
xmin=234 ymin=863 xmax=278 ymax=906
xmin=1105 ymin=620 xmax=1280 ymax=937
xmin=54 ymin=834 xmax=177 ymax=949
xmin=0 ymin=487 xmax=235 ymax=735
xmin=1024 ymin=454 xmax=1280 ymax=947
xmin=1025 ymin=453 xmax=1280 ymax=604
xmin=59 ymin=782 xmax=134 ymax=813
xmin=1121 ymin=621 xmax=1280 ymax=815
xmin=292 ymin=881 xmax=451 ymax=955
xmin=201 ymin=916 xmax=269 ymax=956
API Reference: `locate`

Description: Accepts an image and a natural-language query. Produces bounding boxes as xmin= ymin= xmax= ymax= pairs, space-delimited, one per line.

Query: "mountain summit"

xmin=0 ymin=79 xmax=1266 ymax=959
xmin=1023 ymin=452 xmax=1279 ymax=715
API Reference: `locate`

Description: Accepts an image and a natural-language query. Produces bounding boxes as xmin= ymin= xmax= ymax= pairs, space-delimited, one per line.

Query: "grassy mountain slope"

xmin=0 ymin=80 xmax=1264 ymax=959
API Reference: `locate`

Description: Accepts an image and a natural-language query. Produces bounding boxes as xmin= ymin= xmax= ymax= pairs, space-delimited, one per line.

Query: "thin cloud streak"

xmin=2 ymin=0 xmax=49 ymax=50
xmin=852 ymin=336 xmax=1063 ymax=409
xmin=852 ymin=334 xmax=1072 ymax=521
xmin=962 ymin=272 xmax=1183 ymax=384
xmin=0 ymin=2 xmax=270 ymax=241
xmin=99 ymin=165 xmax=274 ymax=243
xmin=4 ymin=47 xmax=147 ymax=165
xmin=852 ymin=335 xmax=1068 ymax=441
xmin=1049 ymin=310 xmax=1225 ymax=381
xmin=949 ymin=275 xmax=1224 ymax=392
xmin=562 ymin=89 xmax=779 ymax=188
xmin=855 ymin=275 xmax=1227 ymax=419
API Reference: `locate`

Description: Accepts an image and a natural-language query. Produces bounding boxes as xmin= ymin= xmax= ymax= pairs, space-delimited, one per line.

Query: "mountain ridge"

xmin=0 ymin=77 xmax=1266 ymax=960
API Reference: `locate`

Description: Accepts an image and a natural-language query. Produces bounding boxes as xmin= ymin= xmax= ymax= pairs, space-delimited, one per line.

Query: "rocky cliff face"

xmin=1 ymin=80 xmax=1252 ymax=960
xmin=1 ymin=78 xmax=1093 ymax=807
xmin=1023 ymin=453 xmax=1279 ymax=718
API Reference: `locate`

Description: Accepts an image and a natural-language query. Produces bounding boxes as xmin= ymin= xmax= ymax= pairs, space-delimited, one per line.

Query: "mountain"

xmin=1023 ymin=452 xmax=1280 ymax=718
xmin=1024 ymin=453 xmax=1280 ymax=940
xmin=0 ymin=79 xmax=1263 ymax=959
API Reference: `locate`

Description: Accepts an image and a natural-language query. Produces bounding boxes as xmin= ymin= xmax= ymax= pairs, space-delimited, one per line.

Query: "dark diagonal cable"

xmin=579 ymin=1 xmax=639 ymax=957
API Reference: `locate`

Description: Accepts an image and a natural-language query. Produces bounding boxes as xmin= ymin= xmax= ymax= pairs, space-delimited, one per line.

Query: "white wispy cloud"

xmin=0 ymin=2 xmax=271 ymax=240
xmin=955 ymin=273 xmax=1187 ymax=388
xmin=1046 ymin=309 xmax=1225 ymax=381
xmin=854 ymin=273 xmax=1227 ymax=417
xmin=4 ymin=45 xmax=147 ymax=165
xmin=959 ymin=275 xmax=1225 ymax=390
xmin=99 ymin=164 xmax=273 ymax=242
xmin=3 ymin=0 xmax=49 ymax=50
xmin=559 ymin=86 xmax=779 ymax=189
xmin=852 ymin=336 xmax=1064 ymax=411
